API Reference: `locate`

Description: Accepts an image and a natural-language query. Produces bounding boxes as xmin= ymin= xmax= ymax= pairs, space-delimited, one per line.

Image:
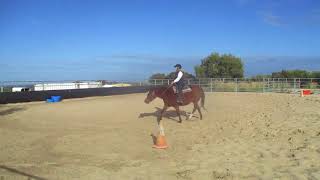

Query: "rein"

xmin=159 ymin=84 xmax=173 ymax=97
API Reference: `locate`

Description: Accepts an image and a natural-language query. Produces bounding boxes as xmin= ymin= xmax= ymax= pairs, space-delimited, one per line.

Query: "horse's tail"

xmin=200 ymin=86 xmax=207 ymax=111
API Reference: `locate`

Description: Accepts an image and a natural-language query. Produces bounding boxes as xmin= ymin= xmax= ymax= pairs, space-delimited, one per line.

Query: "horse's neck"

xmin=155 ymin=87 xmax=169 ymax=98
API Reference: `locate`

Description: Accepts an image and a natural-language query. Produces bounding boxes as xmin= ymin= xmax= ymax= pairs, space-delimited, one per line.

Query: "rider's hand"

xmin=170 ymin=81 xmax=175 ymax=85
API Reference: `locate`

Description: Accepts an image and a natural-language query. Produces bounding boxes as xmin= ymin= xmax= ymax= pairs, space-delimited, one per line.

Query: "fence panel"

xmin=1 ymin=78 xmax=320 ymax=93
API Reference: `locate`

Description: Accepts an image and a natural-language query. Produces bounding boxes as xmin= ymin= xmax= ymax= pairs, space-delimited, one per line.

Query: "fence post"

xmin=293 ymin=78 xmax=296 ymax=90
xmin=263 ymin=78 xmax=265 ymax=93
xmin=235 ymin=78 xmax=238 ymax=92
xmin=155 ymin=79 xmax=157 ymax=86
xmin=0 ymin=87 xmax=3 ymax=93
xmin=210 ymin=78 xmax=213 ymax=92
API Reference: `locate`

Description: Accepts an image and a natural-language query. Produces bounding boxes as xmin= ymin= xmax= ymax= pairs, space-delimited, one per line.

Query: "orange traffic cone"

xmin=153 ymin=134 xmax=168 ymax=149
xmin=152 ymin=120 xmax=168 ymax=149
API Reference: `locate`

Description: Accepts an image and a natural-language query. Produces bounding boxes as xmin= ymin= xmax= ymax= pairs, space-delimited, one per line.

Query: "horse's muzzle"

xmin=144 ymin=99 xmax=150 ymax=104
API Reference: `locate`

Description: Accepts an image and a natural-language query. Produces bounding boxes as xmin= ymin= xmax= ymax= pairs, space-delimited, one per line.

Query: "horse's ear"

xmin=152 ymin=90 xmax=156 ymax=96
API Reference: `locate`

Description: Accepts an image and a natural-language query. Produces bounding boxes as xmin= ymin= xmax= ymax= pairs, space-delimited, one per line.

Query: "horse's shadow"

xmin=139 ymin=107 xmax=199 ymax=122
xmin=0 ymin=107 xmax=26 ymax=116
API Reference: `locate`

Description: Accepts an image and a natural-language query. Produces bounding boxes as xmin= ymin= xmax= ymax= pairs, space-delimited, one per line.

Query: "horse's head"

xmin=144 ymin=89 xmax=157 ymax=104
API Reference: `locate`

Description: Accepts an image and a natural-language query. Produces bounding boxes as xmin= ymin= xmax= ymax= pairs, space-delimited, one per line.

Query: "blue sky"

xmin=0 ymin=0 xmax=320 ymax=81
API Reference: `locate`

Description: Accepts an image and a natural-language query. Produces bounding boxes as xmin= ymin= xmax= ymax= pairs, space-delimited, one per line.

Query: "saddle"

xmin=173 ymin=85 xmax=192 ymax=94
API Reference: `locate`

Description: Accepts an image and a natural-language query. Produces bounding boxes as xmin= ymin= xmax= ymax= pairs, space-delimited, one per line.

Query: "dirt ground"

xmin=0 ymin=92 xmax=320 ymax=180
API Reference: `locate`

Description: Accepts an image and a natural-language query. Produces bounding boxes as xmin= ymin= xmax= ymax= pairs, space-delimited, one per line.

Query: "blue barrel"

xmin=51 ymin=96 xmax=61 ymax=102
xmin=46 ymin=98 xmax=54 ymax=103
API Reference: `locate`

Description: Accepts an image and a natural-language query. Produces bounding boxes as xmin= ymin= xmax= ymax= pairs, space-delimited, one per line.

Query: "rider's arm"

xmin=173 ymin=71 xmax=183 ymax=83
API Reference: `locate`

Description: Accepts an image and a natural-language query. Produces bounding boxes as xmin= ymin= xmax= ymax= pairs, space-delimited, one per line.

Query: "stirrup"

xmin=177 ymin=100 xmax=183 ymax=104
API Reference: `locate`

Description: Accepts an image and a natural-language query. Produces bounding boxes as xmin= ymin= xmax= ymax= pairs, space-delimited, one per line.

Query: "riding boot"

xmin=177 ymin=92 xmax=184 ymax=104
xmin=176 ymin=81 xmax=184 ymax=104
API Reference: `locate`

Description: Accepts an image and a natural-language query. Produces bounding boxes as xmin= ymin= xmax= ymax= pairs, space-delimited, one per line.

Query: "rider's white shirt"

xmin=173 ymin=71 xmax=183 ymax=83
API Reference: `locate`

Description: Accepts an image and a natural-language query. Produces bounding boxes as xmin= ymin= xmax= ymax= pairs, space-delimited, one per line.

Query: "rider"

xmin=171 ymin=64 xmax=185 ymax=104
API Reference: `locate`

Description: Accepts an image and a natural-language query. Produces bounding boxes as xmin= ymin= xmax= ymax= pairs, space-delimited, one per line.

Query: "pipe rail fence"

xmin=1 ymin=78 xmax=320 ymax=94
xmin=149 ymin=78 xmax=320 ymax=94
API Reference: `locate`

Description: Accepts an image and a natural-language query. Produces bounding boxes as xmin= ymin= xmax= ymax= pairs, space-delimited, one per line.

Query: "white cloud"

xmin=258 ymin=2 xmax=320 ymax=27
xmin=260 ymin=12 xmax=285 ymax=26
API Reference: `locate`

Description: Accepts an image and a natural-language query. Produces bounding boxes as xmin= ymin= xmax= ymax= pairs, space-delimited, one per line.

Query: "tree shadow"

xmin=0 ymin=107 xmax=26 ymax=116
xmin=138 ymin=107 xmax=199 ymax=122
xmin=0 ymin=165 xmax=47 ymax=180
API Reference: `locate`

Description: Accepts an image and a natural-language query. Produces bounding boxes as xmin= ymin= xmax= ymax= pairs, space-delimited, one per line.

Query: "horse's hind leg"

xmin=174 ymin=106 xmax=183 ymax=123
xmin=187 ymin=103 xmax=197 ymax=120
xmin=195 ymin=103 xmax=203 ymax=120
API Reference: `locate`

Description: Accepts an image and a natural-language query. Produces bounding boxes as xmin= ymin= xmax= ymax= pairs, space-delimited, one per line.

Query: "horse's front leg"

xmin=159 ymin=104 xmax=168 ymax=120
xmin=174 ymin=106 xmax=182 ymax=123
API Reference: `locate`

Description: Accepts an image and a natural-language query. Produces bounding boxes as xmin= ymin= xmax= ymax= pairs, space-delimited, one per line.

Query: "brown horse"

xmin=144 ymin=85 xmax=206 ymax=123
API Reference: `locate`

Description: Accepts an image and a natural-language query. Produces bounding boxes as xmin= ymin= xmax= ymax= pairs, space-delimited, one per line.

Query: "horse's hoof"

xmin=178 ymin=120 xmax=182 ymax=123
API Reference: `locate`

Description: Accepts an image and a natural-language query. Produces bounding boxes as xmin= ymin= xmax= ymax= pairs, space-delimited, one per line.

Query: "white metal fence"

xmin=149 ymin=78 xmax=320 ymax=93
xmin=1 ymin=78 xmax=320 ymax=94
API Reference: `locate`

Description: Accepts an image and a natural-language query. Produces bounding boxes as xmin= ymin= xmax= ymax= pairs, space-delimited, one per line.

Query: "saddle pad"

xmin=173 ymin=86 xmax=192 ymax=94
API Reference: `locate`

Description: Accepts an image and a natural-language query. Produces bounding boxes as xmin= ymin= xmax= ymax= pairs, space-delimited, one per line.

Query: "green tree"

xmin=250 ymin=74 xmax=272 ymax=80
xmin=272 ymin=70 xmax=310 ymax=78
xmin=194 ymin=65 xmax=206 ymax=78
xmin=166 ymin=71 xmax=196 ymax=79
xmin=271 ymin=71 xmax=283 ymax=78
xmin=149 ymin=73 xmax=167 ymax=80
xmin=310 ymin=71 xmax=320 ymax=78
xmin=195 ymin=53 xmax=244 ymax=78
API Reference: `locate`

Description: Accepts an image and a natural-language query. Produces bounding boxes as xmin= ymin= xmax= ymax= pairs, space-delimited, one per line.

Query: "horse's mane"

xmin=149 ymin=85 xmax=170 ymax=91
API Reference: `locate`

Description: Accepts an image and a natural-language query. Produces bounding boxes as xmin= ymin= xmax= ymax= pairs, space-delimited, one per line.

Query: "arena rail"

xmin=0 ymin=86 xmax=150 ymax=104
xmin=0 ymin=78 xmax=319 ymax=103
xmin=149 ymin=78 xmax=320 ymax=93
